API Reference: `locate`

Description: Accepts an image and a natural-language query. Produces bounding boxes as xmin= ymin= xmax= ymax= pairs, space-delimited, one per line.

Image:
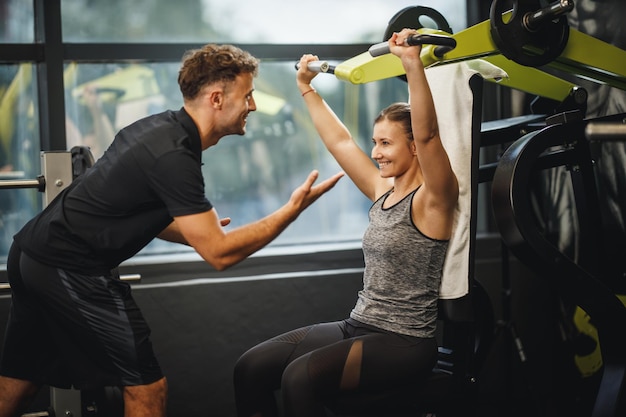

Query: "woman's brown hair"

xmin=374 ymin=102 xmax=413 ymax=141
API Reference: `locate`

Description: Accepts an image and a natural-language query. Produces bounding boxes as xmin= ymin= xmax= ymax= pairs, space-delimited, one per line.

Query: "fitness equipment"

xmin=0 ymin=151 xmax=72 ymax=207
xmin=0 ymin=146 xmax=136 ymax=417
xmin=491 ymin=112 xmax=626 ymax=417
xmin=585 ymin=122 xmax=626 ymax=142
xmin=306 ymin=0 xmax=624 ymax=112
xmin=489 ymin=0 xmax=573 ymax=67
xmin=0 ymin=153 xmax=73 ymax=296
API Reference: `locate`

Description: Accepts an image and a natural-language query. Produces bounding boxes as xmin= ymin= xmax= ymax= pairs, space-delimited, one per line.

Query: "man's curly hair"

xmin=178 ymin=44 xmax=259 ymax=100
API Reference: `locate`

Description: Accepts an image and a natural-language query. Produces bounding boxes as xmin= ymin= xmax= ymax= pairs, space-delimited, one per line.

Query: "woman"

xmin=233 ymin=28 xmax=459 ymax=417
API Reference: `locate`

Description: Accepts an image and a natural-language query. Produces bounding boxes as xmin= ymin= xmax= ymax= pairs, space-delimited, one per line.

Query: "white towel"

xmin=424 ymin=60 xmax=508 ymax=299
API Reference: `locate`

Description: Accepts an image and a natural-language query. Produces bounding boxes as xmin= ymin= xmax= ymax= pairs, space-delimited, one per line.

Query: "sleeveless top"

xmin=350 ymin=187 xmax=449 ymax=338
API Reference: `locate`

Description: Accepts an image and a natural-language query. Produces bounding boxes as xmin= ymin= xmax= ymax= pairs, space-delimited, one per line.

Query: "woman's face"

xmin=371 ymin=119 xmax=415 ymax=178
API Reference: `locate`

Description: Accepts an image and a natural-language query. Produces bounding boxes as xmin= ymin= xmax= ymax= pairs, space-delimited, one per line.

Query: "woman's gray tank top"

xmin=350 ymin=188 xmax=449 ymax=338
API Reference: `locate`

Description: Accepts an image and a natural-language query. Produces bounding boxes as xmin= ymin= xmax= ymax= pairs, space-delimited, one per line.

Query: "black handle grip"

xmin=369 ymin=34 xmax=457 ymax=57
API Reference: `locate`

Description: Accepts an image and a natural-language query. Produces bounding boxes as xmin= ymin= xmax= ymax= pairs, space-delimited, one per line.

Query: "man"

xmin=0 ymin=44 xmax=343 ymax=417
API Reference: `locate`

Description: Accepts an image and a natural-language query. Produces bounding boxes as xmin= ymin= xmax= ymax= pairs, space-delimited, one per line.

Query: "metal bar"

xmin=524 ymin=0 xmax=575 ymax=31
xmin=120 ymin=274 xmax=142 ymax=282
xmin=2 ymin=274 xmax=142 ymax=291
xmin=0 ymin=178 xmax=44 ymax=190
xmin=585 ymin=122 xmax=626 ymax=142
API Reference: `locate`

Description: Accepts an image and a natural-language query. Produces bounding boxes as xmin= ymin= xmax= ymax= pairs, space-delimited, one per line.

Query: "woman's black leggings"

xmin=233 ymin=318 xmax=437 ymax=417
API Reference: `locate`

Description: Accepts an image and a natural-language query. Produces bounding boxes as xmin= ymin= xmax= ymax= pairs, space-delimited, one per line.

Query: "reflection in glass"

xmin=0 ymin=64 xmax=40 ymax=263
xmin=64 ymin=62 xmax=181 ymax=160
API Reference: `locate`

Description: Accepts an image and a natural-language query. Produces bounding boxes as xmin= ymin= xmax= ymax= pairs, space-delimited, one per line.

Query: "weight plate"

xmin=383 ymin=6 xmax=453 ymax=82
xmin=383 ymin=5 xmax=453 ymax=41
xmin=490 ymin=0 xmax=570 ymax=67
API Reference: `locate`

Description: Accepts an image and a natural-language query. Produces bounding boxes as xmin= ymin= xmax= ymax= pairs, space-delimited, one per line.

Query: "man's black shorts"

xmin=0 ymin=242 xmax=163 ymax=389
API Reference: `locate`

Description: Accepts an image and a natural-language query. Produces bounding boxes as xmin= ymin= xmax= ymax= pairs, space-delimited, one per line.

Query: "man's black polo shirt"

xmin=14 ymin=108 xmax=212 ymax=274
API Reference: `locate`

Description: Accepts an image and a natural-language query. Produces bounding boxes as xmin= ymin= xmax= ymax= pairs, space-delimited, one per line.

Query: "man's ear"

xmin=208 ymin=89 xmax=223 ymax=110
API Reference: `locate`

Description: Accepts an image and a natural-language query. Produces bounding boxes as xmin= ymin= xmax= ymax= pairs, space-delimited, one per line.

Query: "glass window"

xmin=0 ymin=64 xmax=41 ymax=260
xmin=61 ymin=0 xmax=466 ymax=43
xmin=64 ymin=62 xmax=177 ymax=160
xmin=0 ymin=0 xmax=33 ymax=43
xmin=63 ymin=60 xmax=411 ymax=257
xmin=1 ymin=0 xmax=469 ymax=263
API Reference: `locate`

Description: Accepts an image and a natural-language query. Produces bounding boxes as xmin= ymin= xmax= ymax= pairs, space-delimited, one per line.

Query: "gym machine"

xmin=0 ymin=151 xmax=74 ymax=296
xmin=0 ymin=151 xmax=72 ymax=207
xmin=491 ymin=111 xmax=626 ymax=417
xmin=307 ymin=0 xmax=624 ymax=109
xmin=0 ymin=147 xmax=138 ymax=416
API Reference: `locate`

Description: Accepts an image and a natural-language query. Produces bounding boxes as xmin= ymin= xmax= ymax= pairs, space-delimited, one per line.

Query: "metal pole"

xmin=585 ymin=122 xmax=626 ymax=142
xmin=0 ymin=177 xmax=45 ymax=190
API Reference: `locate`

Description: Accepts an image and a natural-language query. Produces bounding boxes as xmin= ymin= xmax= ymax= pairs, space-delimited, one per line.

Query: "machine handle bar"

xmin=294 ymin=60 xmax=335 ymax=74
xmin=368 ymin=33 xmax=457 ymax=58
xmin=0 ymin=175 xmax=46 ymax=191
